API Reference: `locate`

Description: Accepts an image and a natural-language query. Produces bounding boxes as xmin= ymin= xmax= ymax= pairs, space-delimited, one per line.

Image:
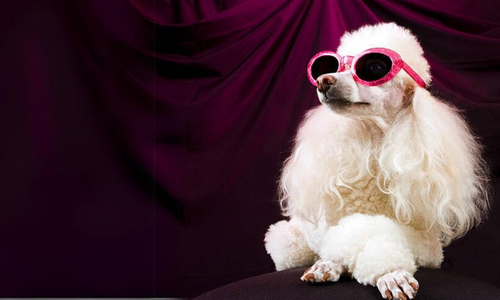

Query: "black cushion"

xmin=195 ymin=267 xmax=500 ymax=300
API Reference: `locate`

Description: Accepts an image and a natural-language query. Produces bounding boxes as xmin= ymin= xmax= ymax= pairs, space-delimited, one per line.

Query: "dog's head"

xmin=282 ymin=23 xmax=489 ymax=243
xmin=314 ymin=23 xmax=431 ymax=122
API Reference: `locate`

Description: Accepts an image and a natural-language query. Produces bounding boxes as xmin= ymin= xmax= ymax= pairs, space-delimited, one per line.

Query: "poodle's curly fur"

xmin=265 ymin=23 xmax=489 ymax=299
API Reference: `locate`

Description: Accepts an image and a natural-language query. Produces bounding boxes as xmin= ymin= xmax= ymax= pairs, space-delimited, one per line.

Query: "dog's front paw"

xmin=300 ymin=258 xmax=345 ymax=283
xmin=376 ymin=270 xmax=419 ymax=300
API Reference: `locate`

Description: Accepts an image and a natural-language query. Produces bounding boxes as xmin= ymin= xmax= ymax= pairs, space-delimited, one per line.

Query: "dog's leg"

xmin=264 ymin=218 xmax=317 ymax=271
xmin=315 ymin=214 xmax=419 ymax=298
xmin=372 ymin=228 xmax=443 ymax=299
xmin=354 ymin=234 xmax=417 ymax=299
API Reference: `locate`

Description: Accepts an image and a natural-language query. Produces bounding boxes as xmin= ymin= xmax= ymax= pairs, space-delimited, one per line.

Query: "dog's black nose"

xmin=316 ymin=75 xmax=336 ymax=93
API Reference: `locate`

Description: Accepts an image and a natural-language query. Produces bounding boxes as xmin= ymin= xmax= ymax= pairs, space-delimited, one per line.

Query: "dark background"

xmin=0 ymin=0 xmax=499 ymax=298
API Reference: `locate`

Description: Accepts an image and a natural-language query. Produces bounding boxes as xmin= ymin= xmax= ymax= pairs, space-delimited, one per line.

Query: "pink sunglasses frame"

xmin=307 ymin=47 xmax=426 ymax=89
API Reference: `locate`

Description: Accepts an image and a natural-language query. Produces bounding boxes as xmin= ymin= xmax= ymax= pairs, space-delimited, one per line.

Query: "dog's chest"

xmin=335 ymin=176 xmax=391 ymax=217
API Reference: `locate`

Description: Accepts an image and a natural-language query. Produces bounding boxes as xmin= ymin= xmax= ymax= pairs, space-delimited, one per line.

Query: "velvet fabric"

xmin=194 ymin=267 xmax=500 ymax=300
xmin=0 ymin=0 xmax=499 ymax=298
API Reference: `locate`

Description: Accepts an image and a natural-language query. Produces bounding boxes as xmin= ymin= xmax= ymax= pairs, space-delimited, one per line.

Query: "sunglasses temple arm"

xmin=402 ymin=62 xmax=427 ymax=89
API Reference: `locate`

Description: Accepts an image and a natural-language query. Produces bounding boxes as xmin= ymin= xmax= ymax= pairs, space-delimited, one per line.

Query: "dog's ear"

xmin=378 ymin=87 xmax=490 ymax=244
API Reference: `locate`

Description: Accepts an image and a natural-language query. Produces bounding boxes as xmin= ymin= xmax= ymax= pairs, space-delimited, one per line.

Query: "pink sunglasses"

xmin=307 ymin=47 xmax=426 ymax=89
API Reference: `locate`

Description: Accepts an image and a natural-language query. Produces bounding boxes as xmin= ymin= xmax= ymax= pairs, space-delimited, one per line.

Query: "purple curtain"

xmin=1 ymin=0 xmax=499 ymax=297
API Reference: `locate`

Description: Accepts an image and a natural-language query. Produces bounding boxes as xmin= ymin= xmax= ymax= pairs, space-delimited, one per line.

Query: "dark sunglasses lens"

xmin=311 ymin=56 xmax=339 ymax=80
xmin=355 ymin=53 xmax=392 ymax=81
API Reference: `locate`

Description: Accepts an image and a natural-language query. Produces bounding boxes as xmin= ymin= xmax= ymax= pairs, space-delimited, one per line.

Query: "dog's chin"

xmin=320 ymin=96 xmax=369 ymax=113
xmin=321 ymin=96 xmax=351 ymax=106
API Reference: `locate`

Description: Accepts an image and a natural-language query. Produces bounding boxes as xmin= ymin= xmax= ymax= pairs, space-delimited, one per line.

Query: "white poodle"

xmin=264 ymin=23 xmax=489 ymax=299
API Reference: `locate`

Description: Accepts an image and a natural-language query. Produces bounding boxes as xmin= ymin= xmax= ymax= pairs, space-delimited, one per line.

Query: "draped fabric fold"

xmin=0 ymin=0 xmax=499 ymax=297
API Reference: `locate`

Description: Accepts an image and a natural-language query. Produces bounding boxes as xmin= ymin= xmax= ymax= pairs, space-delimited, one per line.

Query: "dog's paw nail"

xmin=322 ymin=272 xmax=330 ymax=282
xmin=304 ymin=273 xmax=314 ymax=281
xmin=409 ymin=283 xmax=418 ymax=291
xmin=385 ymin=290 xmax=393 ymax=300
xmin=303 ymin=267 xmax=311 ymax=275
xmin=398 ymin=292 xmax=407 ymax=300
